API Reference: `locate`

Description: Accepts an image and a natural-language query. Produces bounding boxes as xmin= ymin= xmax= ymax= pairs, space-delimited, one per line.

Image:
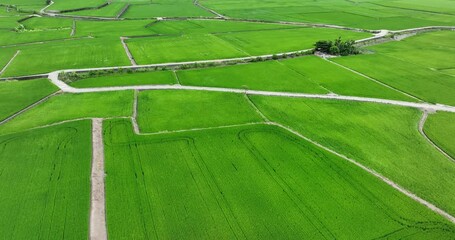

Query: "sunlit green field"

xmin=1 ymin=0 xmax=455 ymax=239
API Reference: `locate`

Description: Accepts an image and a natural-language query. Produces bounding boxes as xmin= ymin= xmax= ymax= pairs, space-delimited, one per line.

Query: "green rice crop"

xmin=333 ymin=31 xmax=455 ymax=105
xmin=2 ymin=38 xmax=130 ymax=77
xmin=103 ymin=118 xmax=455 ymax=239
xmin=70 ymin=70 xmax=177 ymax=88
xmin=0 ymin=120 xmax=92 ymax=239
xmin=122 ymin=2 xmax=213 ymax=18
xmin=177 ymin=60 xmax=328 ymax=93
xmin=424 ymin=112 xmax=455 ymax=159
xmin=0 ymin=79 xmax=58 ymax=121
xmin=0 ymin=91 xmax=133 ymax=134
xmin=251 ymin=95 xmax=455 ymax=215
xmin=137 ymin=90 xmax=263 ymax=132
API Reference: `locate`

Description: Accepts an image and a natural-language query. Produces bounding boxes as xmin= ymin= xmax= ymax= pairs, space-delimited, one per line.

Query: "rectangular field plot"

xmin=425 ymin=112 xmax=455 ymax=159
xmin=137 ymin=90 xmax=263 ymax=132
xmin=126 ymin=33 xmax=248 ymax=64
xmin=2 ymin=38 xmax=130 ymax=77
xmin=0 ymin=79 xmax=58 ymax=121
xmin=103 ymin=118 xmax=455 ymax=239
xmin=0 ymin=120 xmax=91 ymax=239
xmin=0 ymin=91 xmax=133 ymax=134
xmin=214 ymin=27 xmax=371 ymax=55
xmin=177 ymin=60 xmax=328 ymax=94
xmin=122 ymin=2 xmax=213 ymax=18
xmin=251 ymin=96 xmax=455 ymax=216
xmin=69 ymin=70 xmax=177 ymax=88
xmin=332 ymin=31 xmax=455 ymax=105
xmin=65 ymin=2 xmax=127 ymax=17
xmin=47 ymin=0 xmax=107 ymax=11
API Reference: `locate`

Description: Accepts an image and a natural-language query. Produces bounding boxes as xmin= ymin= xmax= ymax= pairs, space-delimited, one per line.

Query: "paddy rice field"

xmin=0 ymin=0 xmax=455 ymax=239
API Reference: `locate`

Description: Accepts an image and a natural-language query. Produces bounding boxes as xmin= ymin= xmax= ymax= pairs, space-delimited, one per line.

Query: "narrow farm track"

xmin=0 ymin=50 xmax=20 ymax=75
xmin=47 ymin=72 xmax=455 ymax=113
xmin=90 ymin=118 xmax=108 ymax=240
xmin=271 ymin=121 xmax=455 ymax=224
xmin=193 ymin=0 xmax=227 ymax=19
xmin=132 ymin=89 xmax=140 ymax=134
xmin=120 ymin=37 xmax=137 ymax=66
xmin=418 ymin=111 xmax=455 ymax=163
xmin=0 ymin=91 xmax=60 ymax=126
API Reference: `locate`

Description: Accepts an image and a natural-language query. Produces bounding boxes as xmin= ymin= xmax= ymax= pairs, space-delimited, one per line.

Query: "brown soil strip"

xmin=90 ymin=118 xmax=108 ymax=240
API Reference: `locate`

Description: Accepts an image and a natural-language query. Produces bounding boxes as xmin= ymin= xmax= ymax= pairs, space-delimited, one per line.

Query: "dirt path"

xmin=418 ymin=111 xmax=455 ymax=163
xmin=0 ymin=50 xmax=20 ymax=76
xmin=90 ymin=118 xmax=107 ymax=240
xmin=120 ymin=37 xmax=137 ymax=66
xmin=116 ymin=4 xmax=129 ymax=19
xmin=132 ymin=90 xmax=140 ymax=134
xmin=70 ymin=19 xmax=76 ymax=37
xmin=39 ymin=0 xmax=54 ymax=13
xmin=193 ymin=0 xmax=227 ymax=19
xmin=46 ymin=72 xmax=455 ymax=113
xmin=271 ymin=121 xmax=455 ymax=224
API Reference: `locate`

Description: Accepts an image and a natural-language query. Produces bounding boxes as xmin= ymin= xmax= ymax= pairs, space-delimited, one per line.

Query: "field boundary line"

xmin=116 ymin=3 xmax=130 ymax=19
xmin=244 ymin=94 xmax=270 ymax=122
xmin=39 ymin=0 xmax=54 ymax=13
xmin=271 ymin=121 xmax=455 ymax=224
xmin=90 ymin=118 xmax=108 ymax=240
xmin=134 ymin=122 xmax=264 ymax=135
xmin=418 ymin=111 xmax=455 ymax=163
xmin=0 ymin=50 xmax=20 ymax=76
xmin=0 ymin=91 xmax=60 ymax=126
xmin=323 ymin=58 xmax=422 ymax=102
xmin=70 ymin=19 xmax=76 ymax=36
xmin=46 ymin=73 xmax=455 ymax=113
xmin=193 ymin=0 xmax=227 ymax=19
xmin=120 ymin=37 xmax=137 ymax=66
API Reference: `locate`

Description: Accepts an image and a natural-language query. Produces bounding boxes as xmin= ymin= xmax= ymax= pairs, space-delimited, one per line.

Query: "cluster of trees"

xmin=314 ymin=37 xmax=359 ymax=56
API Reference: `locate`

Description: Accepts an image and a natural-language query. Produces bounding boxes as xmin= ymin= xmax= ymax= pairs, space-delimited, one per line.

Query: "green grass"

xmin=177 ymin=56 xmax=415 ymax=100
xmin=0 ymin=28 xmax=72 ymax=46
xmin=333 ymin=32 xmax=455 ymax=106
xmin=177 ymin=60 xmax=328 ymax=93
xmin=127 ymin=33 xmax=248 ymax=64
xmin=424 ymin=112 xmax=455 ymax=159
xmin=22 ymin=16 xmax=73 ymax=30
xmin=103 ymin=118 xmax=455 ymax=239
xmin=127 ymin=27 xmax=370 ymax=64
xmin=137 ymin=90 xmax=263 ymax=132
xmin=0 ymin=79 xmax=58 ymax=121
xmin=0 ymin=48 xmax=17 ymax=70
xmin=2 ymin=38 xmax=130 ymax=77
xmin=74 ymin=19 xmax=154 ymax=38
xmin=282 ymin=57 xmax=415 ymax=101
xmin=122 ymin=2 xmax=213 ymax=18
xmin=0 ymin=120 xmax=91 ymax=239
xmin=200 ymin=0 xmax=455 ymax=29
xmin=48 ymin=0 xmax=107 ymax=11
xmin=0 ymin=91 xmax=133 ymax=134
xmin=66 ymin=2 xmax=127 ymax=17
xmin=251 ymin=96 xmax=455 ymax=216
xmin=214 ymin=27 xmax=371 ymax=55
xmin=70 ymin=70 xmax=176 ymax=88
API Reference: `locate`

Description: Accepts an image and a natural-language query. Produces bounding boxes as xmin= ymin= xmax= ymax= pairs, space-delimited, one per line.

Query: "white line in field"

xmin=90 ymin=118 xmax=108 ymax=240
xmin=136 ymin=122 xmax=264 ymax=135
xmin=323 ymin=58 xmax=421 ymax=102
xmin=418 ymin=110 xmax=455 ymax=163
xmin=272 ymin=121 xmax=455 ymax=224
xmin=0 ymin=50 xmax=20 ymax=76
xmin=47 ymin=72 xmax=455 ymax=113
xmin=0 ymin=91 xmax=60 ymax=126
xmin=243 ymin=94 xmax=270 ymax=122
